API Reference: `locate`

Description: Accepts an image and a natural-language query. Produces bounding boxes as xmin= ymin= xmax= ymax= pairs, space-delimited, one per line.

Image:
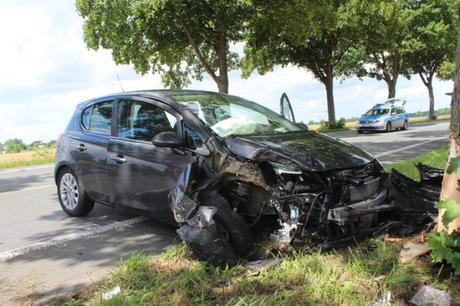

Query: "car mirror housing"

xmin=152 ymin=132 xmax=183 ymax=148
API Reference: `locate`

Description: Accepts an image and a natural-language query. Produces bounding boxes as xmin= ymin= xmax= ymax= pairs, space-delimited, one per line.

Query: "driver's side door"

xmin=280 ymin=93 xmax=296 ymax=122
xmin=107 ymin=97 xmax=192 ymax=222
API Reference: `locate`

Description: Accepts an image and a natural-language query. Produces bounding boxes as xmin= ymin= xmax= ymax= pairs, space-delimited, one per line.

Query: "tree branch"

xmin=178 ymin=20 xmax=219 ymax=83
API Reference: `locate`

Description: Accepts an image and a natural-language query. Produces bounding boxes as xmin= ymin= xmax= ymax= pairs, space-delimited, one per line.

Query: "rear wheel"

xmin=57 ymin=168 xmax=94 ymax=216
xmin=357 ymin=130 xmax=363 ymax=134
xmin=385 ymin=121 xmax=392 ymax=132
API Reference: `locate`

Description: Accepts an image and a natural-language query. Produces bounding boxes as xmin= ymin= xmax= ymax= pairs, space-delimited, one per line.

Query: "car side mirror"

xmin=152 ymin=132 xmax=183 ymax=148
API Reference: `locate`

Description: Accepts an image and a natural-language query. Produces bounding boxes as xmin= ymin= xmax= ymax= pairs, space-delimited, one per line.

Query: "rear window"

xmin=81 ymin=106 xmax=91 ymax=130
xmin=89 ymin=101 xmax=113 ymax=135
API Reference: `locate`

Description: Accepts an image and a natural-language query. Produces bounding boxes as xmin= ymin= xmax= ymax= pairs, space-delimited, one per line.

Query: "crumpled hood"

xmin=224 ymin=131 xmax=375 ymax=172
xmin=359 ymin=114 xmax=390 ymax=122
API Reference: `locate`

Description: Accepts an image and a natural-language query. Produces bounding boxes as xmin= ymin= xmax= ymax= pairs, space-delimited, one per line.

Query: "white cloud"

xmin=0 ymin=1 xmax=454 ymax=143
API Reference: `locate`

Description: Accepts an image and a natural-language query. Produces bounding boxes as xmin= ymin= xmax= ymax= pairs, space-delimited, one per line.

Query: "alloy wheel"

xmin=59 ymin=173 xmax=79 ymax=210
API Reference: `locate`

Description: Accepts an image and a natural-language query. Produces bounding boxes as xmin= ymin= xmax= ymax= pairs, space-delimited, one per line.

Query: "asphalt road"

xmin=0 ymin=121 xmax=449 ymax=305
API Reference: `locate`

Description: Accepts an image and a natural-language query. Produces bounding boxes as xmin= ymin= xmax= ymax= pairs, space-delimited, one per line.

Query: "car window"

xmin=365 ymin=108 xmax=389 ymax=116
xmin=90 ymin=101 xmax=113 ymax=134
xmin=81 ymin=106 xmax=91 ymax=130
xmin=117 ymin=100 xmax=177 ymax=142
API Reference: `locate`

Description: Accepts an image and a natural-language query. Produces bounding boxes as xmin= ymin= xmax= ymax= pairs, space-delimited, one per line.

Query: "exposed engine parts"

xmin=170 ymin=137 xmax=443 ymax=265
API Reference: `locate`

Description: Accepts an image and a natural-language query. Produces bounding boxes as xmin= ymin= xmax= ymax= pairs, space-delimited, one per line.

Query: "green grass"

xmin=316 ymin=127 xmax=351 ymax=133
xmin=56 ymin=240 xmax=460 ymax=306
xmin=0 ymin=147 xmax=55 ymax=169
xmin=385 ymin=145 xmax=449 ymax=180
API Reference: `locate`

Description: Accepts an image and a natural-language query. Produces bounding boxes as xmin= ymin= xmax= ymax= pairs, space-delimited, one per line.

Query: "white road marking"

xmin=0 ymin=216 xmax=148 ymax=262
xmin=375 ymin=136 xmax=447 ymax=158
xmin=0 ymin=164 xmax=54 ymax=175
xmin=0 ymin=184 xmax=55 ymax=196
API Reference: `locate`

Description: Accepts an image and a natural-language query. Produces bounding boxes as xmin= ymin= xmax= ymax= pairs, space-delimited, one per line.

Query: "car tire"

xmin=57 ymin=168 xmax=94 ymax=216
xmin=385 ymin=121 xmax=392 ymax=132
xmin=201 ymin=193 xmax=253 ymax=256
xmin=402 ymin=120 xmax=408 ymax=130
xmin=182 ymin=193 xmax=253 ymax=265
xmin=357 ymin=130 xmax=363 ymax=134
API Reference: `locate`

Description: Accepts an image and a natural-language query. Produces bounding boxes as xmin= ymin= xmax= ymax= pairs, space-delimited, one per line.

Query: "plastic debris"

xmin=373 ymin=291 xmax=391 ymax=306
xmin=409 ymin=285 xmax=451 ymax=306
xmin=247 ymin=258 xmax=280 ymax=272
xmin=102 ymin=286 xmax=121 ymax=300
xmin=399 ymin=241 xmax=430 ymax=264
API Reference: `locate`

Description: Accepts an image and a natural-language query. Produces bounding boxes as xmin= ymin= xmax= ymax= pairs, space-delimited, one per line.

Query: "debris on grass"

xmin=246 ymin=258 xmax=281 ymax=273
xmin=102 ymin=286 xmax=120 ymax=300
xmin=409 ymin=285 xmax=451 ymax=306
xmin=399 ymin=241 xmax=431 ymax=264
xmin=373 ymin=291 xmax=392 ymax=306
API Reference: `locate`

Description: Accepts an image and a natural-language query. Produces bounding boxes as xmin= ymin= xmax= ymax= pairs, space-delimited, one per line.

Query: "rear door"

xmin=107 ymin=97 xmax=192 ymax=221
xmin=73 ymin=100 xmax=113 ymax=203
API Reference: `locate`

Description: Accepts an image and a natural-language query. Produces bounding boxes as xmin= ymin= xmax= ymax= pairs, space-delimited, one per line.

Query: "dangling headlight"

xmin=269 ymin=161 xmax=302 ymax=175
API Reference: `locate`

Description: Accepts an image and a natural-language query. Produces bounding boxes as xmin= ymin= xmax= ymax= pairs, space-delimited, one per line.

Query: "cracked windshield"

xmin=171 ymin=93 xmax=302 ymax=137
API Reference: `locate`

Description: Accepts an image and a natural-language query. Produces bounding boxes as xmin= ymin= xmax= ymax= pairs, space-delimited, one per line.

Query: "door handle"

xmin=111 ymin=155 xmax=127 ymax=164
xmin=76 ymin=144 xmax=87 ymax=152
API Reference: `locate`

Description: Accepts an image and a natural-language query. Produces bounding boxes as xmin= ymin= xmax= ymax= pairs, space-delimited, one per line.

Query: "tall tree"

xmin=242 ymin=0 xmax=364 ymax=123
xmin=350 ymin=0 xmax=410 ymax=98
xmin=75 ymin=0 xmax=251 ymax=93
xmin=405 ymin=0 xmax=457 ymax=119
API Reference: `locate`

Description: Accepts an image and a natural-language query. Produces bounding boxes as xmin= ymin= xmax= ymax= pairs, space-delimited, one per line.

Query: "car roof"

xmin=77 ymin=89 xmax=226 ymax=109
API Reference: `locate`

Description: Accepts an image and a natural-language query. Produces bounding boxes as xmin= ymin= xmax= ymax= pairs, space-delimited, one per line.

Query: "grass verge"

xmin=0 ymin=147 xmax=55 ymax=169
xmin=55 ymin=146 xmax=456 ymax=305
xmin=385 ymin=145 xmax=449 ymax=180
xmin=58 ymin=240 xmax=459 ymax=306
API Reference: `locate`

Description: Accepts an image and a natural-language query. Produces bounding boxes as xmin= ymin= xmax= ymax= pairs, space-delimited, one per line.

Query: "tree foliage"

xmin=405 ymin=0 xmax=457 ymax=119
xmin=347 ymin=0 xmax=411 ymax=98
xmin=438 ymin=60 xmax=456 ymax=81
xmin=4 ymin=138 xmax=27 ymax=153
xmin=242 ymin=0 xmax=364 ymax=123
xmin=75 ymin=0 xmax=252 ymax=93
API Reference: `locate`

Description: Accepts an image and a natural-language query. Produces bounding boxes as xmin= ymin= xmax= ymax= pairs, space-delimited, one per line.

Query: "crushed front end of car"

xmin=169 ymin=133 xmax=442 ymax=265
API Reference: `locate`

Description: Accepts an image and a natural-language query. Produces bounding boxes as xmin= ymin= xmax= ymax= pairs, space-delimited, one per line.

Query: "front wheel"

xmin=385 ymin=121 xmax=392 ymax=132
xmin=179 ymin=193 xmax=252 ymax=265
xmin=58 ymin=168 xmax=94 ymax=216
xmin=402 ymin=120 xmax=408 ymax=130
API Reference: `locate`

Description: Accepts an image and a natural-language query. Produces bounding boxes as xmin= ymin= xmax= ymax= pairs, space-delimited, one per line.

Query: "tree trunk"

xmin=215 ymin=32 xmax=229 ymax=94
xmin=437 ymin=13 xmax=460 ymax=232
xmin=216 ymin=78 xmax=229 ymax=94
xmin=324 ymin=72 xmax=336 ymax=123
xmin=385 ymin=78 xmax=397 ymax=99
xmin=427 ymin=82 xmax=435 ymax=120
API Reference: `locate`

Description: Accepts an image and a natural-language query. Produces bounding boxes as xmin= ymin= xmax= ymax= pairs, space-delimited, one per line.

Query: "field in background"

xmin=0 ymin=147 xmax=55 ymax=169
xmin=308 ymin=114 xmax=450 ymax=132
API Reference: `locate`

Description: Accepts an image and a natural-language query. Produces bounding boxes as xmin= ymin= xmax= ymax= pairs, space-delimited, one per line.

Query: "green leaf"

xmin=447 ymin=156 xmax=460 ymax=174
xmin=436 ymin=199 xmax=460 ymax=228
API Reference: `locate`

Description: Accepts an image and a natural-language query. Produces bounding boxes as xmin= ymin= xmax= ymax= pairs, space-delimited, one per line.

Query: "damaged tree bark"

xmin=437 ymin=13 xmax=460 ymax=231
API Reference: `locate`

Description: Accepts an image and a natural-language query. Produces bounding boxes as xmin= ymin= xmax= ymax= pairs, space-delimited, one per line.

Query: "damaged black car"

xmin=55 ymin=90 xmax=441 ymax=265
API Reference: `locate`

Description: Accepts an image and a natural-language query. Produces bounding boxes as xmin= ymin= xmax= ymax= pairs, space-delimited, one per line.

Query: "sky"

xmin=0 ymin=0 xmax=454 ymax=144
